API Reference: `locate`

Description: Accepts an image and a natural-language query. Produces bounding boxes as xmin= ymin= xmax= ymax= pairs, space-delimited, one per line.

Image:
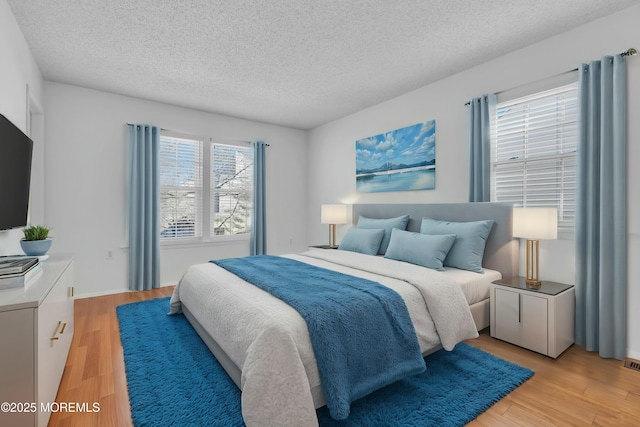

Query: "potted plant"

xmin=20 ymin=225 xmax=53 ymax=257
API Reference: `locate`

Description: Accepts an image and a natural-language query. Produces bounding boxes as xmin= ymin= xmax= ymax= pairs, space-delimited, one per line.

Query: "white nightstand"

xmin=490 ymin=277 xmax=575 ymax=358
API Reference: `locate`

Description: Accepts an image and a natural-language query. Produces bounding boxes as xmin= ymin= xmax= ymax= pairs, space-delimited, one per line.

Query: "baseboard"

xmin=74 ymin=288 xmax=128 ymax=299
xmin=74 ymin=282 xmax=176 ymax=300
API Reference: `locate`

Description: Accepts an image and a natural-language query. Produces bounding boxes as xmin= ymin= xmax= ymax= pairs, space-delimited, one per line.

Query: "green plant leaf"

xmin=23 ymin=225 xmax=50 ymax=241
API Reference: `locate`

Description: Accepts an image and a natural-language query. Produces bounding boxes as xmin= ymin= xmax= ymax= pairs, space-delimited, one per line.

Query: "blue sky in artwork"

xmin=356 ymin=120 xmax=435 ymax=171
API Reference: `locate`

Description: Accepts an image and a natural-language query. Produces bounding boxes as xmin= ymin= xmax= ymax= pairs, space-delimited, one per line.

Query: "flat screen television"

xmin=0 ymin=113 xmax=33 ymax=231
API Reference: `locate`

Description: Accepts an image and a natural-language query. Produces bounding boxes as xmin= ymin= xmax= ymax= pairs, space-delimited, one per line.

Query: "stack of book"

xmin=0 ymin=256 xmax=42 ymax=290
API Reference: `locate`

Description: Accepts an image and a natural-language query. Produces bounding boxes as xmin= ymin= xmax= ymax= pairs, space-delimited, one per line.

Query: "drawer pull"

xmin=50 ymin=320 xmax=62 ymax=340
xmin=60 ymin=322 xmax=67 ymax=334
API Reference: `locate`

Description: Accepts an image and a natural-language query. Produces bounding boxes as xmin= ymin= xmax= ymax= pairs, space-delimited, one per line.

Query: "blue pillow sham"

xmin=384 ymin=229 xmax=457 ymax=271
xmin=338 ymin=227 xmax=385 ymax=256
xmin=356 ymin=214 xmax=410 ymax=255
xmin=419 ymin=217 xmax=494 ymax=273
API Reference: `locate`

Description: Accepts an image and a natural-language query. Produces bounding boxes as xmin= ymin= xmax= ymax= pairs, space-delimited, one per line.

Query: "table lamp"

xmin=321 ymin=204 xmax=348 ymax=248
xmin=512 ymin=207 xmax=557 ymax=286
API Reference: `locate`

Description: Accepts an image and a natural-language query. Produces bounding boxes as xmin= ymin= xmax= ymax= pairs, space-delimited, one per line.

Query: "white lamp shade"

xmin=321 ymin=204 xmax=348 ymax=225
xmin=512 ymin=207 xmax=558 ymax=239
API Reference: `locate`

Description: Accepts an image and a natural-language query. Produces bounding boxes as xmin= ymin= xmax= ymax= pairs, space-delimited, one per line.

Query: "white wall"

xmin=44 ymin=82 xmax=308 ymax=297
xmin=0 ymin=0 xmax=45 ymax=255
xmin=308 ymin=5 xmax=640 ymax=358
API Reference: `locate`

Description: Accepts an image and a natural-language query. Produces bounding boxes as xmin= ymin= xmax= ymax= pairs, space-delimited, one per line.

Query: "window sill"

xmin=120 ymin=235 xmax=250 ymax=251
xmin=160 ymin=235 xmax=250 ymax=249
xmin=160 ymin=234 xmax=250 ymax=249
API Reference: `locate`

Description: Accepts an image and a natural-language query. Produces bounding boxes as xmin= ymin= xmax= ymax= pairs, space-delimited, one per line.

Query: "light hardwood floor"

xmin=51 ymin=289 xmax=640 ymax=426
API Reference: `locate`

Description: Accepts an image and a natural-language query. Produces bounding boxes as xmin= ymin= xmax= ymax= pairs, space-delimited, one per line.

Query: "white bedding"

xmin=441 ymin=266 xmax=501 ymax=305
xmin=169 ymin=249 xmax=480 ymax=426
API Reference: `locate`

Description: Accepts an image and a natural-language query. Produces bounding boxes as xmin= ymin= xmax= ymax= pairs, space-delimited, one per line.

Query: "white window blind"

xmin=210 ymin=143 xmax=253 ymax=237
xmin=159 ymin=135 xmax=202 ymax=239
xmin=492 ymin=82 xmax=578 ymax=235
xmin=159 ymin=132 xmax=253 ymax=241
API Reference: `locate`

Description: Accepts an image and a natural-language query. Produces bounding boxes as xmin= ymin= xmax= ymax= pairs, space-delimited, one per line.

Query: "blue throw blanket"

xmin=212 ymin=255 xmax=426 ymax=420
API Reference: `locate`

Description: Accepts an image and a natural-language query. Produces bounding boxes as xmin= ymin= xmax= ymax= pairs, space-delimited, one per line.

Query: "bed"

xmin=169 ymin=202 xmax=518 ymax=426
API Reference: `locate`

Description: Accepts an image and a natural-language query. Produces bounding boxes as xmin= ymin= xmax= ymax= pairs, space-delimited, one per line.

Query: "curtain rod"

xmin=464 ymin=47 xmax=637 ymax=106
xmin=126 ymin=123 xmax=270 ymax=146
xmin=126 ymin=122 xmax=168 ymax=131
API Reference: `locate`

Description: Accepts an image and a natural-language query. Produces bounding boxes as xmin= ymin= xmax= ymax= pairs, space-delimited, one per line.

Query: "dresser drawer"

xmin=36 ymin=260 xmax=74 ymax=426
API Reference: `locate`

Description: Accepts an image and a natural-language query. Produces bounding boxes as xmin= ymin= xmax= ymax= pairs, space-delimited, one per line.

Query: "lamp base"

xmin=525 ymin=239 xmax=541 ymax=287
xmin=328 ymin=224 xmax=337 ymax=247
xmin=525 ymin=278 xmax=541 ymax=289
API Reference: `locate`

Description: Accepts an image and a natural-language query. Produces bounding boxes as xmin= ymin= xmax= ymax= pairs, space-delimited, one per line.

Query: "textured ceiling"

xmin=7 ymin=0 xmax=640 ymax=130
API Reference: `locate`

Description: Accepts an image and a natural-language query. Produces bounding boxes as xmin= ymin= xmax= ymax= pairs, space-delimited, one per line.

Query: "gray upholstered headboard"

xmin=351 ymin=202 xmax=518 ymax=279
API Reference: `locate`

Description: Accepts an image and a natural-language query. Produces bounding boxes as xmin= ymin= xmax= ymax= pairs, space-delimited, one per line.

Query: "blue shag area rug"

xmin=117 ymin=297 xmax=533 ymax=427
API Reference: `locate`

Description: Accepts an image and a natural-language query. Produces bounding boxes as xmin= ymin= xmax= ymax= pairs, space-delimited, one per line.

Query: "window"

xmin=492 ymin=82 xmax=578 ymax=235
xmin=159 ymin=132 xmax=253 ymax=241
xmin=159 ymin=134 xmax=201 ymax=238
xmin=210 ymin=144 xmax=253 ymax=236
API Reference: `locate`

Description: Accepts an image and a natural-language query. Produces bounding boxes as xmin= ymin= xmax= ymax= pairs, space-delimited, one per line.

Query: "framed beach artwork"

xmin=356 ymin=120 xmax=436 ymax=193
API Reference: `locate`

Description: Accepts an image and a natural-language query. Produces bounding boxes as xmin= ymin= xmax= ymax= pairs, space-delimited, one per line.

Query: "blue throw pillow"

xmin=356 ymin=214 xmax=410 ymax=255
xmin=420 ymin=218 xmax=494 ymax=273
xmin=384 ymin=229 xmax=456 ymax=271
xmin=338 ymin=228 xmax=385 ymax=256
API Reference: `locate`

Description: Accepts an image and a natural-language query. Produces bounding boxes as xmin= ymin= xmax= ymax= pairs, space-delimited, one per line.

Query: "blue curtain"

xmin=468 ymin=94 xmax=496 ymax=202
xmin=128 ymin=124 xmax=160 ymax=291
xmin=575 ymin=55 xmax=627 ymax=359
xmin=250 ymin=141 xmax=267 ymax=256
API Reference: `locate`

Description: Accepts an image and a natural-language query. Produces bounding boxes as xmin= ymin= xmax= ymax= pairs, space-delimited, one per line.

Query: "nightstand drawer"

xmin=494 ymin=288 xmax=548 ymax=355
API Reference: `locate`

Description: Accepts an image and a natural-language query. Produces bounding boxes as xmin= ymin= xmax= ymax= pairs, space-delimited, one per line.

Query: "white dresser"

xmin=0 ymin=255 xmax=75 ymax=427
